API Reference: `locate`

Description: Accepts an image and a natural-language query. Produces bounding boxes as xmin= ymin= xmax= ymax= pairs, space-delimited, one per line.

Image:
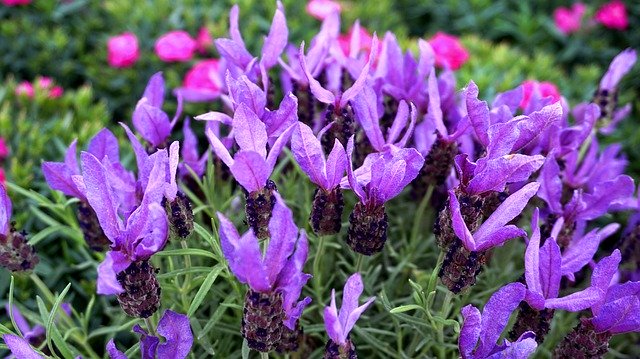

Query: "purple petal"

xmin=513 ymin=102 xmax=562 ymax=152
xmin=561 ymin=229 xmax=601 ymax=278
xmin=227 ymin=74 xmax=267 ymax=117
xmin=229 ymin=5 xmax=245 ymax=47
xmin=42 ymin=161 xmax=85 ymax=199
xmin=142 ymin=72 xmax=165 ymax=108
xmin=265 ymin=123 xmax=295 ymax=173
xmin=346 ymin=137 xmax=366 ymax=202
xmin=538 ymin=239 xmax=562 ymax=299
xmin=376 ymin=148 xmax=424 ymax=203
xmin=459 ymin=305 xmax=482 ymax=359
xmin=492 ymin=86 xmax=523 ymax=114
xmin=133 ymin=324 xmax=159 ymax=359
xmin=174 ymin=87 xmax=220 ymax=103
xmin=106 ymin=339 xmax=128 ymax=359
xmin=215 ymin=39 xmax=253 ymax=70
xmin=299 ymin=42 xmax=335 ymax=104
xmin=352 ymin=85 xmax=384 ymax=151
xmin=545 ymin=287 xmax=602 ymax=311
xmin=265 ymin=193 xmax=299 ymax=284
xmin=217 ymin=213 xmax=270 ymax=291
xmin=339 ymin=273 xmax=374 ymax=343
xmin=476 ymin=282 xmax=526 ymax=358
xmin=130 ymin=203 xmax=169 ymax=260
xmin=233 ymin=104 xmax=268 ymax=158
xmin=449 ymin=190 xmax=477 ymax=251
xmin=596 ymin=281 xmax=640 ymax=315
xmin=284 ymin=296 xmax=312 ymax=330
xmin=579 ymin=175 xmax=635 ymax=221
xmin=397 ymin=103 xmax=417 ymax=148
xmin=64 ymin=140 xmax=80 ymax=175
xmin=277 ymin=229 xmax=312 ymax=325
xmin=260 ymin=5 xmax=288 ymax=69
xmin=205 ymin=127 xmax=234 ymax=167
xmin=132 ymin=102 xmax=171 ymax=148
xmin=181 ymin=118 xmax=205 ymax=177
xmin=600 ymin=49 xmax=637 ymax=91
xmin=387 ymin=101 xmax=410 ymax=145
xmin=473 ymin=182 xmax=540 ymax=246
xmin=157 ymin=310 xmax=193 ymax=359
xmin=487 ymin=335 xmax=537 ymax=359
xmin=475 ymin=226 xmax=525 ymax=252
xmin=591 ymin=249 xmax=621 ymax=292
xmin=230 ymin=150 xmax=270 ymax=192
xmin=120 ymin=123 xmax=149 ymax=182
xmin=80 ymin=152 xmax=121 ymax=241
xmin=537 ymin=155 xmax=563 ymax=214
xmin=292 ymin=123 xmax=328 ymax=188
xmin=264 ymin=93 xmax=298 ymax=138
xmin=426 ymin=67 xmax=447 ymax=137
xmin=524 ymin=209 xmax=543 ymax=298
xmin=5 ymin=304 xmax=30 ymax=337
xmin=467 ymin=155 xmax=544 ymax=195
xmin=465 ymin=81 xmax=490 ymax=147
xmin=340 ymin=34 xmax=377 ymax=107
xmin=195 ymin=111 xmax=233 ymax=124
xmin=323 ymin=290 xmax=343 ymax=344
xmin=325 ymin=140 xmax=347 ymax=188
xmin=165 ymin=142 xmax=180 ymax=200
xmin=3 ymin=334 xmax=44 ymax=359
xmin=88 ymin=128 xmax=120 ymax=163
xmin=97 ymin=251 xmax=130 ymax=295
xmin=592 ymin=295 xmax=640 ymax=334
xmin=454 ymin=154 xmax=476 ymax=188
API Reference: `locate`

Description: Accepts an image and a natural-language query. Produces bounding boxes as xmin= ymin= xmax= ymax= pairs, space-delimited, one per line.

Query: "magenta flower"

xmin=15 ymin=81 xmax=34 ymax=98
xmin=337 ymin=23 xmax=374 ymax=58
xmin=218 ymin=193 xmax=311 ymax=352
xmin=107 ymin=32 xmax=140 ymax=68
xmin=519 ymin=80 xmax=561 ymax=110
xmin=107 ymin=310 xmax=193 ymax=359
xmin=428 ymin=32 xmax=469 ymax=70
xmin=553 ymin=3 xmax=586 ymax=35
xmin=306 ymin=0 xmax=341 ymax=20
xmin=595 ymin=0 xmax=628 ymax=30
xmin=459 ymin=282 xmax=537 ymax=359
xmin=323 ymin=273 xmax=375 ymax=357
xmin=1 ymin=0 xmax=31 ymax=6
xmin=132 ymin=72 xmax=183 ymax=149
xmin=174 ymin=59 xmax=223 ymax=102
xmin=0 ymin=137 xmax=9 ymax=159
xmin=155 ymin=30 xmax=197 ymax=62
xmin=196 ymin=26 xmax=213 ymax=54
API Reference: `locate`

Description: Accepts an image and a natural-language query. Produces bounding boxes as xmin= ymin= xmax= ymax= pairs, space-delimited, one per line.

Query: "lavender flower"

xmin=0 ymin=184 xmax=39 ymax=271
xmin=2 ymin=334 xmax=44 ymax=359
xmin=218 ymin=193 xmax=311 ymax=352
xmin=42 ymin=128 xmax=121 ymax=251
xmin=107 ymin=310 xmax=193 ymax=359
xmin=323 ymin=273 xmax=375 ymax=358
xmin=206 ymin=104 xmax=295 ymax=239
xmin=509 ymin=209 xmax=620 ymax=342
xmin=132 ymin=72 xmax=183 ymax=150
xmin=81 ymin=150 xmax=168 ymax=318
xmin=439 ymin=182 xmax=539 ymax=293
xmin=344 ymin=137 xmax=424 ymax=255
xmin=292 ymin=122 xmax=347 ymax=235
xmin=179 ymin=117 xmax=208 ymax=179
xmin=593 ymin=48 xmax=636 ymax=130
xmin=459 ymin=282 xmax=537 ymax=359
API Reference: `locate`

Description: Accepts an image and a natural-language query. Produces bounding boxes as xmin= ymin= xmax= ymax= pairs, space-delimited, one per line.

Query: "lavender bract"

xmin=0 ymin=184 xmax=38 ymax=272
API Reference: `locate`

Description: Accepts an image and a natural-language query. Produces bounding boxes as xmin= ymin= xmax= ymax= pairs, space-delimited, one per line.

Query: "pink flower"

xmin=0 ymin=138 xmax=9 ymax=159
xmin=2 ymin=0 xmax=31 ymax=6
xmin=15 ymin=81 xmax=34 ymax=98
xmin=595 ymin=0 xmax=628 ymax=30
xmin=520 ymin=80 xmax=561 ymax=109
xmin=107 ymin=32 xmax=140 ymax=68
xmin=196 ymin=27 xmax=213 ymax=55
xmin=428 ymin=32 xmax=469 ymax=70
xmin=553 ymin=3 xmax=587 ymax=34
xmin=155 ymin=30 xmax=197 ymax=62
xmin=36 ymin=76 xmax=53 ymax=89
xmin=0 ymin=168 xmax=5 ymax=185
xmin=338 ymin=25 xmax=373 ymax=57
xmin=306 ymin=0 xmax=341 ymax=20
xmin=175 ymin=59 xmax=223 ymax=102
xmin=49 ymin=86 xmax=64 ymax=98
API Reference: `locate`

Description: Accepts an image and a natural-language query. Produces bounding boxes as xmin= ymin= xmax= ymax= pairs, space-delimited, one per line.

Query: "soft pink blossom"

xmin=338 ymin=25 xmax=374 ymax=57
xmin=428 ymin=32 xmax=469 ymax=70
xmin=553 ymin=3 xmax=587 ymax=34
xmin=0 ymin=168 xmax=5 ymax=184
xmin=15 ymin=81 xmax=34 ymax=98
xmin=520 ymin=80 xmax=561 ymax=109
xmin=49 ymin=86 xmax=64 ymax=98
xmin=175 ymin=59 xmax=223 ymax=102
xmin=595 ymin=0 xmax=628 ymax=30
xmin=2 ymin=0 xmax=31 ymax=6
xmin=36 ymin=76 xmax=53 ymax=89
xmin=196 ymin=27 xmax=213 ymax=55
xmin=306 ymin=0 xmax=341 ymax=20
xmin=0 ymin=138 xmax=9 ymax=159
xmin=155 ymin=30 xmax=197 ymax=62
xmin=107 ymin=32 xmax=140 ymax=68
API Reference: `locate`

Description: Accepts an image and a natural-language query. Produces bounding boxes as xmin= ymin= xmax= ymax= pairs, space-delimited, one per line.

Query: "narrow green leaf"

xmin=241 ymin=339 xmax=250 ymax=359
xmin=50 ymin=324 xmax=75 ymax=359
xmin=389 ymin=304 xmax=425 ymax=314
xmin=188 ymin=264 xmax=224 ymax=317
xmin=45 ymin=283 xmax=72 ymax=358
xmin=154 ymin=248 xmax=216 ymax=259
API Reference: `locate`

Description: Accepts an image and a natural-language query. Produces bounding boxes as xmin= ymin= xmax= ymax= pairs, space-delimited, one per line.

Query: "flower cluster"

xmin=553 ymin=0 xmax=629 ymax=34
xmin=15 ymin=76 xmax=64 ymax=99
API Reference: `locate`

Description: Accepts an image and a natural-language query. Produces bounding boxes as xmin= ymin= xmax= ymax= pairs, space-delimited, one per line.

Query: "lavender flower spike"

xmin=593 ymin=48 xmax=637 ymax=127
xmin=323 ymin=273 xmax=375 ymax=359
xmin=292 ymin=122 xmax=347 ymax=235
xmin=0 ymin=184 xmax=39 ymax=272
xmin=344 ymin=137 xmax=424 ymax=255
xmin=107 ymin=309 xmax=193 ymax=359
xmin=218 ymin=193 xmax=311 ymax=352
xmin=459 ymin=282 xmax=537 ymax=359
xmin=206 ymin=105 xmax=295 ymax=239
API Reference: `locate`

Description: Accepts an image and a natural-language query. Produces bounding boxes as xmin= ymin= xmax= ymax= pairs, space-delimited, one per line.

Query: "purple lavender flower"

xmin=0 ymin=184 xmax=39 ymax=272
xmin=218 ymin=192 xmax=311 ymax=352
xmin=107 ymin=310 xmax=193 ymax=359
xmin=132 ymin=72 xmax=183 ymax=150
xmin=179 ymin=117 xmax=208 ymax=179
xmin=42 ymin=128 xmax=122 ymax=251
xmin=593 ymin=48 xmax=636 ymax=131
xmin=206 ymin=103 xmax=295 ymax=239
xmin=81 ymin=150 xmax=168 ymax=318
xmin=343 ymin=137 xmax=424 ymax=255
xmin=509 ymin=209 xmax=620 ymax=342
xmin=323 ymin=273 xmax=375 ymax=358
xmin=291 ymin=122 xmax=347 ymax=235
xmin=459 ymin=282 xmax=537 ymax=359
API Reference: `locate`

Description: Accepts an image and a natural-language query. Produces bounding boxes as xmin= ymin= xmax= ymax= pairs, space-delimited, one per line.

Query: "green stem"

xmin=260 ymin=352 xmax=269 ymax=359
xmin=313 ymin=235 xmax=326 ymax=303
xmin=180 ymin=239 xmax=193 ymax=309
xmin=355 ymin=254 xmax=364 ymax=273
xmin=144 ymin=317 xmax=157 ymax=337
xmin=410 ymin=186 xmax=434 ymax=247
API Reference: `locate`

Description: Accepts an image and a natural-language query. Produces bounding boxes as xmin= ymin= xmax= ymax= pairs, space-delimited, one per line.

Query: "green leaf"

xmin=188 ymin=264 xmax=224 ymax=317
xmin=241 ymin=339 xmax=250 ymax=359
xmin=45 ymin=283 xmax=72 ymax=358
xmin=389 ymin=304 xmax=425 ymax=314
xmin=154 ymin=248 xmax=216 ymax=259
